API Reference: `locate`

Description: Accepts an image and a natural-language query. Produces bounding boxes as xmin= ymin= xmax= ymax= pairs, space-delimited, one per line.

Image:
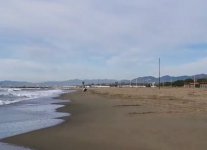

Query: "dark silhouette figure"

xmin=83 ymin=88 xmax=87 ymax=92
xmin=82 ymin=81 xmax=87 ymax=92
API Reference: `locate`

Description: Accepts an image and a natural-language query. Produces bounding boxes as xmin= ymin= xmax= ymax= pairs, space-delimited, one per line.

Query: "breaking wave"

xmin=0 ymin=88 xmax=63 ymax=106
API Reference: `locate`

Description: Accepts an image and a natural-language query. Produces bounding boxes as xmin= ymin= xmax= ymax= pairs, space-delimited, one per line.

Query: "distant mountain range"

xmin=0 ymin=74 xmax=207 ymax=87
xmin=132 ymin=74 xmax=207 ymax=84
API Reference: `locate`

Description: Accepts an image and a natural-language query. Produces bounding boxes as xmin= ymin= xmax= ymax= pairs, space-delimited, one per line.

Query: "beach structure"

xmin=61 ymin=86 xmax=77 ymax=90
xmin=184 ymin=82 xmax=199 ymax=88
xmin=92 ymin=85 xmax=110 ymax=88
xmin=184 ymin=82 xmax=202 ymax=88
xmin=199 ymin=82 xmax=207 ymax=88
xmin=151 ymin=82 xmax=156 ymax=88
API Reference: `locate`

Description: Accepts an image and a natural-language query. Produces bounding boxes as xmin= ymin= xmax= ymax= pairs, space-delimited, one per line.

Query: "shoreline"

xmin=2 ymin=88 xmax=207 ymax=150
xmin=0 ymin=91 xmax=72 ymax=149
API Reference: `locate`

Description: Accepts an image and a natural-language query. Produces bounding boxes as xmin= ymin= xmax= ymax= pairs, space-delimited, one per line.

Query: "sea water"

xmin=0 ymin=88 xmax=71 ymax=150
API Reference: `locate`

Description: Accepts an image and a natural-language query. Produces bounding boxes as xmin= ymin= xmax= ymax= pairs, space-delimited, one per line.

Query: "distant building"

xmin=184 ymin=82 xmax=207 ymax=88
xmin=200 ymin=82 xmax=207 ymax=88
xmin=92 ymin=85 xmax=110 ymax=88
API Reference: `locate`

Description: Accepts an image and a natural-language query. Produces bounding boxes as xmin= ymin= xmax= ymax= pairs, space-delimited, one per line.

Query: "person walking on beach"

xmin=82 ymin=81 xmax=87 ymax=92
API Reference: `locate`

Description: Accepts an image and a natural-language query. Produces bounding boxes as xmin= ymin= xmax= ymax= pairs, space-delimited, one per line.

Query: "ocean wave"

xmin=0 ymin=89 xmax=63 ymax=106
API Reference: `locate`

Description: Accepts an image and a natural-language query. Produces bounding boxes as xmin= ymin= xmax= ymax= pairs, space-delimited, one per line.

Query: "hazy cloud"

xmin=0 ymin=0 xmax=207 ymax=81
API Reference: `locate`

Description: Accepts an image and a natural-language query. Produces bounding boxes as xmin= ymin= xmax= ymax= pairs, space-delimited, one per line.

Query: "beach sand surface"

xmin=3 ymin=87 xmax=207 ymax=150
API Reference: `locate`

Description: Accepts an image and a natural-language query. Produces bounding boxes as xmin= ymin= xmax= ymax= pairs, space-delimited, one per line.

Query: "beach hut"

xmin=184 ymin=82 xmax=200 ymax=88
xmin=200 ymin=82 xmax=207 ymax=88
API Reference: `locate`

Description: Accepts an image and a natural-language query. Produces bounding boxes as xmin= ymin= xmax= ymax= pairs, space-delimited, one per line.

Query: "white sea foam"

xmin=0 ymin=88 xmax=63 ymax=106
xmin=0 ymin=89 xmax=71 ymax=150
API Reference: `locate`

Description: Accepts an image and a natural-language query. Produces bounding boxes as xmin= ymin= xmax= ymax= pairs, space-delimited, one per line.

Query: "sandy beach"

xmin=2 ymin=87 xmax=207 ymax=150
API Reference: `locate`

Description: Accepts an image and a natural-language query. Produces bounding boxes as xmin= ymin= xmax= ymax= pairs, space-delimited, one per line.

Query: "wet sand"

xmin=2 ymin=87 xmax=207 ymax=150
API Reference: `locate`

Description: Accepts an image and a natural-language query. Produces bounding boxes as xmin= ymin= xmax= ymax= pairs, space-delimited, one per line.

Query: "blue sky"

xmin=0 ymin=0 xmax=207 ymax=81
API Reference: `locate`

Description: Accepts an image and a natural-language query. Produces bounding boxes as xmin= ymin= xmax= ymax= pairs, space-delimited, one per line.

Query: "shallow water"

xmin=0 ymin=91 xmax=71 ymax=150
xmin=0 ymin=143 xmax=31 ymax=150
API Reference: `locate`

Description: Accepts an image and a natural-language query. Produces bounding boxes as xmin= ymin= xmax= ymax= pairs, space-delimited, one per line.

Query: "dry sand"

xmin=2 ymin=87 xmax=207 ymax=150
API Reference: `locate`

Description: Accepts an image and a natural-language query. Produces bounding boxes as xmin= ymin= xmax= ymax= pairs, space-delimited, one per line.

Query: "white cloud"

xmin=0 ymin=0 xmax=207 ymax=80
xmin=0 ymin=58 xmax=104 ymax=81
xmin=162 ymin=57 xmax=207 ymax=76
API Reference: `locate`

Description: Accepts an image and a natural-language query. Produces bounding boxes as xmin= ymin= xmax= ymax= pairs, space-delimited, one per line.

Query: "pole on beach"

xmin=159 ymin=58 xmax=160 ymax=90
xmin=193 ymin=75 xmax=196 ymax=95
xmin=194 ymin=75 xmax=196 ymax=88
